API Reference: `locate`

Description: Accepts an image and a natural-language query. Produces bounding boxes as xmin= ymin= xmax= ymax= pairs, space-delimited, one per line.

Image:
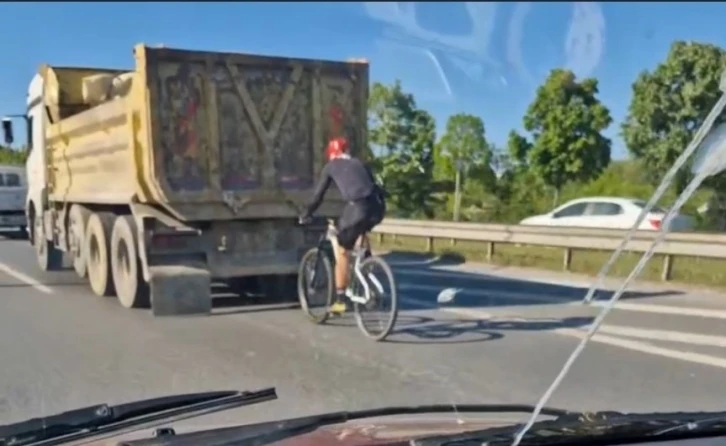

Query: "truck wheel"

xmin=111 ymin=215 xmax=149 ymax=309
xmin=68 ymin=205 xmax=91 ymax=278
xmin=34 ymin=210 xmax=62 ymax=271
xmin=84 ymin=212 xmax=116 ymax=297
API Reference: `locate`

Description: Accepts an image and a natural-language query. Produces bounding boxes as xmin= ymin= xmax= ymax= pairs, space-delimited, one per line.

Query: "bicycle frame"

xmin=306 ymin=220 xmax=380 ymax=305
xmin=348 ymin=247 xmax=371 ymax=305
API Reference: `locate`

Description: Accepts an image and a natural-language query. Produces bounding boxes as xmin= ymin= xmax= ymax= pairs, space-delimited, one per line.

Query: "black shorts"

xmin=336 ymin=194 xmax=384 ymax=250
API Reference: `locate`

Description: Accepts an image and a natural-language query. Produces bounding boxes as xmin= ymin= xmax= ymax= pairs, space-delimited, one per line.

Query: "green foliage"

xmin=366 ymin=41 xmax=726 ymax=231
xmin=368 ymin=80 xmax=439 ymax=218
xmin=621 ymin=40 xmax=726 ymax=229
xmin=506 ymin=130 xmax=531 ymax=171
xmin=560 ymin=160 xmax=654 ymax=201
xmin=433 ymin=114 xmax=495 ymax=218
xmin=622 ymin=41 xmax=726 ymax=192
xmin=435 ymin=113 xmax=491 ymax=177
xmin=519 ymin=69 xmax=613 ymax=195
xmin=0 ymin=146 xmax=26 ymax=165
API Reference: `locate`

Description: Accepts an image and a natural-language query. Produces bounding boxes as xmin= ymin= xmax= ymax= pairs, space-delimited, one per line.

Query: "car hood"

xmin=91 ymin=415 xmax=523 ymax=446
xmin=268 ymin=417 xmax=516 ymax=445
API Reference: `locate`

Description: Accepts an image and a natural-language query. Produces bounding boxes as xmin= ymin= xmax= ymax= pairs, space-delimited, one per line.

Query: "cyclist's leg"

xmin=331 ymin=228 xmax=357 ymax=313
xmin=330 ymin=204 xmax=362 ymax=312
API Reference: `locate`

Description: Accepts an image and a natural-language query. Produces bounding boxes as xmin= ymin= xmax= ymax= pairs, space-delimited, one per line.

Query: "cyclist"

xmin=299 ymin=137 xmax=386 ymax=314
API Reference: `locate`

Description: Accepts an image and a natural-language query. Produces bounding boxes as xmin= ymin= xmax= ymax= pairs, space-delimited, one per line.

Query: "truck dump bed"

xmin=45 ymin=44 xmax=369 ymax=222
xmin=143 ymin=45 xmax=369 ymax=221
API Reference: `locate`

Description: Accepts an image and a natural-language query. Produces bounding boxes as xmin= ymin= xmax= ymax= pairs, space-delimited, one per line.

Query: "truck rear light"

xmin=648 ymin=218 xmax=662 ymax=230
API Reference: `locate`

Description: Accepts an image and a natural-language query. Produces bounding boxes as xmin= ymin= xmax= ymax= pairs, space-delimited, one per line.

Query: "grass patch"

xmin=372 ymin=235 xmax=726 ymax=289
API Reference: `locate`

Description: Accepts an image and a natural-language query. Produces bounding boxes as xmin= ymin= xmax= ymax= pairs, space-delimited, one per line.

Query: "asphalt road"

xmin=2 ymin=230 xmax=726 ymax=432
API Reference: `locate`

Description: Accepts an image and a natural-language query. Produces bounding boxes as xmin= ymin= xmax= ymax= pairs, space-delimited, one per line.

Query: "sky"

xmin=2 ymin=1 xmax=726 ymax=160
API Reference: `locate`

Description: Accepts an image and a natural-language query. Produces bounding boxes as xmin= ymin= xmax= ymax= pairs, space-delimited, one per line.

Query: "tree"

xmin=520 ymin=69 xmax=613 ymax=204
xmin=435 ymin=113 xmax=492 ymax=221
xmin=368 ymin=80 xmax=438 ymax=218
xmin=0 ymin=146 xmax=26 ymax=165
xmin=621 ymin=41 xmax=726 ymax=198
xmin=506 ymin=130 xmax=532 ymax=172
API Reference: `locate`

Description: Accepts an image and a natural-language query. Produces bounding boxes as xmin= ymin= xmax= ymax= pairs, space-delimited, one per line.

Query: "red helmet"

xmin=326 ymin=137 xmax=348 ymax=160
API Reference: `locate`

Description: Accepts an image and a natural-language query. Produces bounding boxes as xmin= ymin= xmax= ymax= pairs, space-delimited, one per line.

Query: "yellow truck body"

xmin=24 ymin=44 xmax=369 ymax=316
xmin=44 ymin=44 xmax=368 ymax=220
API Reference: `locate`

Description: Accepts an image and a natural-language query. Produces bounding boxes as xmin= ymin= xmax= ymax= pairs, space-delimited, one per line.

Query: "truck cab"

xmin=2 ymin=74 xmax=46 ymax=244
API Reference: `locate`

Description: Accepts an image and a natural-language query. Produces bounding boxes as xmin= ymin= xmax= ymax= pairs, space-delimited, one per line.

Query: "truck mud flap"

xmin=149 ymin=264 xmax=211 ymax=316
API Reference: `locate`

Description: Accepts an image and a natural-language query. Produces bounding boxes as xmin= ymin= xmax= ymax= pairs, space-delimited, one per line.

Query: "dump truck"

xmin=2 ymin=44 xmax=369 ymax=316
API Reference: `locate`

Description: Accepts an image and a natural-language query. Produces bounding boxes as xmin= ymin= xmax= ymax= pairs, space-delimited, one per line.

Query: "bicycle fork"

xmin=308 ymin=248 xmax=384 ymax=305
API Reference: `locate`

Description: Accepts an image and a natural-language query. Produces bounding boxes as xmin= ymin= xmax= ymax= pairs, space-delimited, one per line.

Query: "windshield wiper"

xmin=118 ymin=403 xmax=573 ymax=446
xmin=0 ymin=387 xmax=276 ymax=446
xmin=411 ymin=409 xmax=726 ymax=446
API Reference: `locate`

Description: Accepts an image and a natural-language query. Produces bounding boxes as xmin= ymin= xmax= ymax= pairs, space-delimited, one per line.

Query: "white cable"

xmin=511 ymin=92 xmax=726 ymax=446
xmin=511 ymin=173 xmax=705 ymax=446
xmin=581 ymin=94 xmax=726 ymax=304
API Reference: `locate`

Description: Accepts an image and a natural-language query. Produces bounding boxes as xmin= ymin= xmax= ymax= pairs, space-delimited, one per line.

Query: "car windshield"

xmin=2 ymin=2 xmax=726 ymax=446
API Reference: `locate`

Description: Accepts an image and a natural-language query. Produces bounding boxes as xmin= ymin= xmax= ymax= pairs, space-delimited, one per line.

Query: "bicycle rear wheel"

xmin=297 ymin=248 xmax=335 ymax=324
xmin=352 ymin=255 xmax=398 ymax=341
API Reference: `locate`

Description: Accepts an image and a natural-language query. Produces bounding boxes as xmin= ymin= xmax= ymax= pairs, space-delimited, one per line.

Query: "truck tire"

xmin=111 ymin=215 xmax=149 ymax=309
xmin=68 ymin=205 xmax=91 ymax=278
xmin=33 ymin=210 xmax=62 ymax=271
xmin=84 ymin=212 xmax=116 ymax=297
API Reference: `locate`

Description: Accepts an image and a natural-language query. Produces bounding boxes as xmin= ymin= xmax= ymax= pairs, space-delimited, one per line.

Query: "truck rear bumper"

xmin=144 ymin=218 xmax=324 ymax=280
xmin=207 ymin=249 xmax=303 ymax=278
xmin=148 ymin=264 xmax=212 ymax=316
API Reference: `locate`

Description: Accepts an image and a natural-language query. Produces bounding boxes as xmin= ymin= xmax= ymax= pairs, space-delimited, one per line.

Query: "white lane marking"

xmin=0 ymin=262 xmax=53 ymax=294
xmin=587 ymin=301 xmax=726 ymax=320
xmin=595 ymin=325 xmax=726 ymax=348
xmin=556 ymin=328 xmax=726 ymax=369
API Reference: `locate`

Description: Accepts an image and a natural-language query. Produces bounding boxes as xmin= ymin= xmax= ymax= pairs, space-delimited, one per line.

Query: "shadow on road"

xmin=381 ymin=251 xmax=683 ymax=313
xmin=209 ymin=283 xmax=302 ymax=316
xmin=325 ymin=313 xmax=593 ymax=344
xmin=0 ymin=236 xmax=684 ymax=321
xmin=391 ymin=315 xmax=593 ymax=345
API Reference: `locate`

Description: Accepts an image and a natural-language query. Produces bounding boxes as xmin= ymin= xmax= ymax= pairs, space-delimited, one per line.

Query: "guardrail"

xmin=371 ymin=219 xmax=726 ymax=281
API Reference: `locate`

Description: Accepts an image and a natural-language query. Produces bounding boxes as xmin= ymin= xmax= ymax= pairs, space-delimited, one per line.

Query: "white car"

xmin=0 ymin=164 xmax=28 ymax=234
xmin=519 ymin=196 xmax=694 ymax=232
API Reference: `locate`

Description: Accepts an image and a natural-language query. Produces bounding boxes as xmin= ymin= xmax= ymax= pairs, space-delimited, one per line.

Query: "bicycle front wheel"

xmin=297 ymin=248 xmax=335 ymax=324
xmin=352 ymin=256 xmax=398 ymax=341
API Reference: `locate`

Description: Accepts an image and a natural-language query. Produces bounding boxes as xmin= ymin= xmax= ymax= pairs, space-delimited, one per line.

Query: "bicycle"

xmin=296 ymin=217 xmax=398 ymax=342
